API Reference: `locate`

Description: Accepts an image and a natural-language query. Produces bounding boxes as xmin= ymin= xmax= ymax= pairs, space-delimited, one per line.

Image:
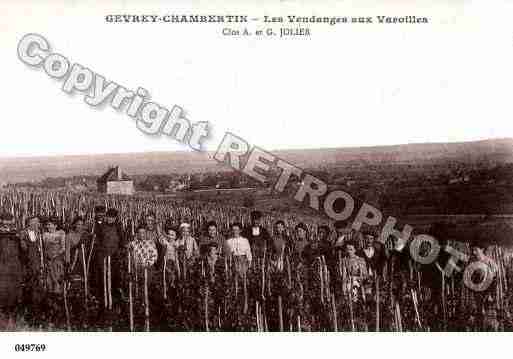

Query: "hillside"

xmin=0 ymin=138 xmax=511 ymax=183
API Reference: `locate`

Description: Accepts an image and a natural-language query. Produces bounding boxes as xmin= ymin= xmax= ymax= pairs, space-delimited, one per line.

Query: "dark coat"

xmin=358 ymin=241 xmax=387 ymax=276
xmin=94 ymin=222 xmax=126 ymax=258
xmin=242 ymin=226 xmax=271 ymax=259
xmin=0 ymin=228 xmax=24 ymax=309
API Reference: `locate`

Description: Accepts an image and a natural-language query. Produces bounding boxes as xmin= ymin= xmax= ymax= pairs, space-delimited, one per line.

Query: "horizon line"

xmin=0 ymin=136 xmax=511 ymax=160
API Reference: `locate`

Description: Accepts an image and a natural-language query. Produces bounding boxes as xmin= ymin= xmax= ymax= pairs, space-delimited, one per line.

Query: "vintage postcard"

xmin=0 ymin=0 xmax=512 ymax=357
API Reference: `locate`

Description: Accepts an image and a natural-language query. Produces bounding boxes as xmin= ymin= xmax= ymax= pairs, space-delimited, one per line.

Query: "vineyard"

xmin=0 ymin=189 xmax=512 ymax=332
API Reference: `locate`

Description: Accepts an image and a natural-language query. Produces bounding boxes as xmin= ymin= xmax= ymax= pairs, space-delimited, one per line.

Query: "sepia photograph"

xmin=0 ymin=0 xmax=513 ymax=357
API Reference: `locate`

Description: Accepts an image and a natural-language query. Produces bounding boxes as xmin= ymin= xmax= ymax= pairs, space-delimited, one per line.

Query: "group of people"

xmin=0 ymin=205 xmax=504 ymax=331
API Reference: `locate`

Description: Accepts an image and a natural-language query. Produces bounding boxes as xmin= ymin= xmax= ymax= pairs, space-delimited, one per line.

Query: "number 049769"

xmin=14 ymin=344 xmax=47 ymax=352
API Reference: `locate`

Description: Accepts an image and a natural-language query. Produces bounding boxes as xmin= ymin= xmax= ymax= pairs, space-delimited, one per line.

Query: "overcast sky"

xmin=1 ymin=0 xmax=512 ymax=157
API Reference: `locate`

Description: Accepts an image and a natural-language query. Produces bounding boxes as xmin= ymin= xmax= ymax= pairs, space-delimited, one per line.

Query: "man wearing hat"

xmin=0 ymin=212 xmax=23 ymax=329
xmin=242 ymin=210 xmax=271 ymax=261
xmin=91 ymin=208 xmax=126 ymax=307
xmin=358 ymin=229 xmax=387 ymax=277
xmin=302 ymin=225 xmax=333 ymax=267
xmin=19 ymin=215 xmax=45 ymax=325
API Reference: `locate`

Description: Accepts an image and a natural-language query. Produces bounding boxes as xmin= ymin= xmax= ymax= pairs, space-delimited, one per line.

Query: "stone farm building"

xmin=97 ymin=166 xmax=134 ymax=195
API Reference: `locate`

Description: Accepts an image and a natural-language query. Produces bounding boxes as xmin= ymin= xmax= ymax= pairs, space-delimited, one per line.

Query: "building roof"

xmin=97 ymin=166 xmax=131 ymax=183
